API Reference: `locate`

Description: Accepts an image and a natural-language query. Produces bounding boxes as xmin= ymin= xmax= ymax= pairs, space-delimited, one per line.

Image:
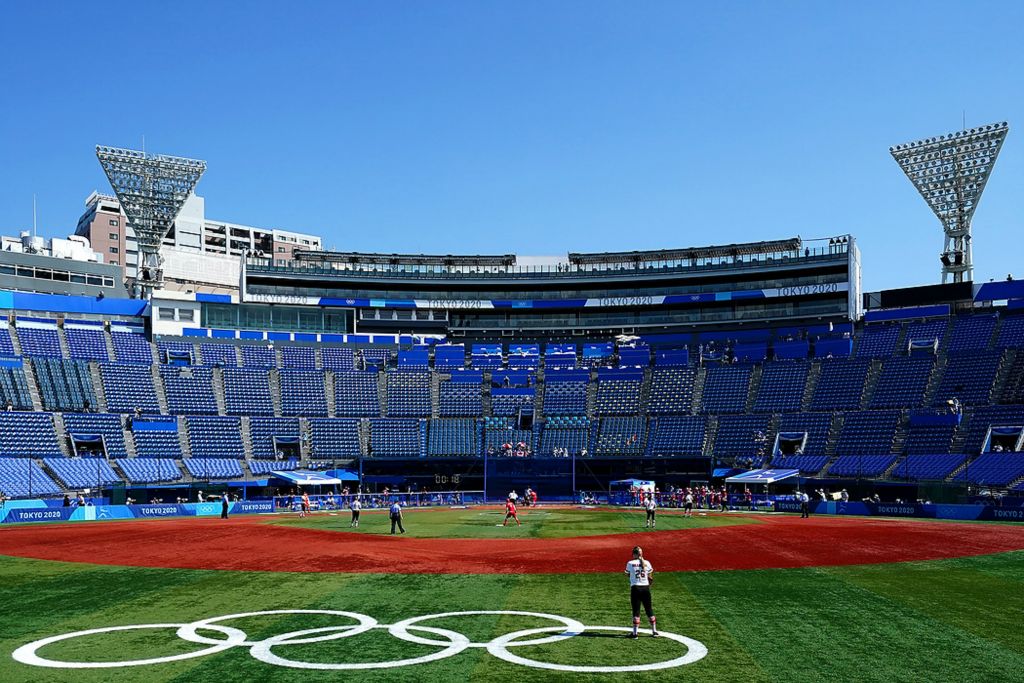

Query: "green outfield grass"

xmin=268 ymin=506 xmax=756 ymax=538
xmin=1 ymin=546 xmax=1023 ymax=682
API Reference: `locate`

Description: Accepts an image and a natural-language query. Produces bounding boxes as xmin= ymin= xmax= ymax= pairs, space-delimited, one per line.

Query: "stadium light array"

xmin=890 ymin=122 xmax=1008 ymax=284
xmin=96 ymin=145 xmax=207 ymax=298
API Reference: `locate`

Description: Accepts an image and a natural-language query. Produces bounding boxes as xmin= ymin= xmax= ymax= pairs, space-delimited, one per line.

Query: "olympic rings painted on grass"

xmin=11 ymin=609 xmax=708 ymax=672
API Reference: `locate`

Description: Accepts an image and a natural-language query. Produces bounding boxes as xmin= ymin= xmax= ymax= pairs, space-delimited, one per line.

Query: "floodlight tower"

xmin=95 ymin=146 xmax=207 ymax=299
xmin=890 ymin=122 xmax=1008 ymax=284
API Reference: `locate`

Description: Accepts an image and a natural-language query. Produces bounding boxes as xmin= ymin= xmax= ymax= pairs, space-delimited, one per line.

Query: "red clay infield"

xmin=0 ymin=511 xmax=1022 ymax=574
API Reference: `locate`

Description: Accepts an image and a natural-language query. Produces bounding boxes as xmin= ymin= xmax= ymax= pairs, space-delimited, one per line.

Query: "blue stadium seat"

xmin=0 ymin=365 xmax=34 ymax=410
xmin=369 ymin=418 xmax=424 ymax=457
xmin=115 ymin=458 xmax=183 ymax=484
xmin=835 ymin=411 xmax=899 ymax=455
xmin=279 ymin=370 xmax=328 ymax=416
xmin=223 ymin=368 xmax=274 ymax=416
xmin=63 ymin=413 xmax=128 ymax=458
xmin=536 ymin=416 xmax=589 ymax=456
xmin=334 ymin=371 xmax=380 ymax=417
xmin=0 ymin=459 xmax=62 ymax=497
xmin=249 ymin=417 xmax=301 ymax=459
xmin=387 ymin=372 xmax=431 ymax=417
xmin=160 ymin=366 xmax=218 ymax=415
xmin=101 ymin=364 xmax=160 ymax=414
xmin=811 ymin=358 xmax=869 ymax=410
xmin=701 ymin=364 xmax=752 ymax=414
xmin=646 ymin=416 xmax=705 ymax=456
xmin=308 ymin=418 xmax=361 ymax=459
xmin=752 ymin=362 xmax=808 ymax=413
xmin=857 ymin=324 xmax=900 ymax=357
xmin=427 ymin=418 xmax=480 ymax=456
xmin=111 ymin=331 xmax=153 ymax=364
xmin=44 ymin=457 xmax=120 ymax=488
xmin=188 ymin=417 xmax=245 ymax=460
xmin=184 ymin=458 xmax=243 ymax=479
xmin=869 ymin=356 xmax=934 ymax=409
xmin=65 ymin=325 xmax=110 ymax=361
xmin=34 ymin=358 xmax=96 ymax=412
xmin=646 ymin=368 xmax=694 ymax=415
xmin=200 ymin=343 xmax=239 ymax=367
xmin=240 ymin=344 xmax=276 ymax=368
xmin=0 ymin=412 xmax=62 ymax=457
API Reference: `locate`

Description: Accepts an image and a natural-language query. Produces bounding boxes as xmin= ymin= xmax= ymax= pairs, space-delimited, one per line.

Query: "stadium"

xmin=3 ymin=2 xmax=1024 ymax=676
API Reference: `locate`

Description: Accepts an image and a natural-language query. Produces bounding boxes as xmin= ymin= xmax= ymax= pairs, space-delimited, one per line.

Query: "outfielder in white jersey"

xmin=625 ymin=546 xmax=658 ymax=638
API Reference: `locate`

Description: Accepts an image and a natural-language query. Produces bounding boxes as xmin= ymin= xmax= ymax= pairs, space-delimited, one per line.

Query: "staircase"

xmin=299 ymin=418 xmax=313 ymax=462
xmin=104 ymin=329 xmax=117 ymax=362
xmin=358 ymin=418 xmax=372 ymax=457
xmin=691 ymin=366 xmax=707 ymax=414
xmin=148 ymin=340 xmax=160 ymax=365
xmin=535 ymin=375 xmax=546 ymax=418
xmin=233 ymin=345 xmax=243 ymax=367
xmin=989 ymin=348 xmax=1017 ymax=404
xmin=211 ymin=368 xmax=227 ymax=415
xmin=240 ymin=416 xmax=255 ymax=459
xmin=121 ymin=414 xmax=138 ymax=457
xmin=703 ymin=415 xmax=718 ymax=458
xmin=8 ymin=325 xmax=23 ymax=355
xmin=325 ymin=371 xmax=336 ymax=417
xmin=314 ymin=347 xmax=323 ymax=370
xmin=860 ymin=359 xmax=883 ymax=408
xmin=178 ymin=416 xmax=193 ymax=459
xmin=51 ymin=413 xmax=73 ymax=456
xmin=824 ymin=412 xmax=845 ymax=457
xmin=151 ymin=365 xmax=169 ymax=414
xmin=744 ymin=364 xmax=763 ymax=412
xmin=893 ymin=324 xmax=910 ymax=356
xmin=802 ymin=362 xmax=821 ymax=411
xmin=949 ymin=411 xmax=971 ymax=455
xmin=922 ymin=352 xmax=947 ymax=406
xmin=56 ymin=326 xmax=71 ymax=359
xmin=639 ymin=368 xmax=653 ymax=414
xmin=891 ymin=411 xmax=909 ymax=455
xmin=88 ymin=362 xmax=108 ymax=413
xmin=430 ymin=373 xmax=442 ymax=419
xmin=21 ymin=358 xmax=44 ymax=411
xmin=192 ymin=343 xmax=204 ymax=366
xmin=269 ymin=369 xmax=283 ymax=417
xmin=377 ymin=372 xmax=388 ymax=416
xmin=585 ymin=374 xmax=599 ymax=417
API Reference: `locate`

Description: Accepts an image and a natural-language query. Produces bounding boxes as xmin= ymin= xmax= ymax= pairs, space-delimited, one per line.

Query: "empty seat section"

xmin=223 ymin=368 xmax=274 ymax=416
xmin=115 ymin=458 xmax=183 ymax=483
xmin=0 ymin=365 xmax=33 ymax=410
xmin=891 ymin=454 xmax=967 ymax=480
xmin=996 ymin=316 xmax=1024 ymax=348
xmin=200 ymin=343 xmax=239 ymax=367
xmin=17 ymin=326 xmax=62 ymax=358
xmin=101 ymin=364 xmax=160 ymax=413
xmin=543 ymin=381 xmax=587 ymax=416
xmin=933 ymin=351 xmax=1001 ymax=406
xmin=438 ymin=380 xmax=482 ymax=416
xmin=0 ymin=327 xmax=15 ymax=356
xmin=361 ymin=348 xmax=392 ymax=370
xmin=280 ymin=346 xmax=316 ymax=369
xmin=334 ymin=371 xmax=380 ymax=416
xmin=701 ymin=364 xmax=752 ymax=414
xmin=713 ymin=414 xmax=772 ymax=459
xmin=857 ymin=324 xmax=900 ymax=357
xmin=240 ymin=345 xmax=276 ymax=368
xmin=827 ymin=454 xmax=898 ymax=477
xmin=811 ymin=358 xmax=869 ymax=410
xmin=471 ymin=344 xmax=504 ymax=369
xmin=157 ymin=341 xmax=196 ymax=365
xmin=507 ymin=344 xmax=540 ymax=369
xmin=433 ymin=345 xmax=467 ymax=370
xmin=160 ymin=366 xmax=218 ymax=415
xmin=646 ymin=416 xmax=705 ymax=456
xmin=904 ymin=423 xmax=956 ymax=454
xmin=595 ymin=373 xmax=642 ymax=415
xmin=111 ymin=331 xmax=153 ymax=364
xmin=387 ymin=372 xmax=431 ymax=416
xmin=132 ymin=418 xmax=182 ymax=458
xmin=869 ymin=357 xmax=934 ymax=408
xmin=249 ymin=459 xmax=299 ymax=475
xmin=249 ymin=417 xmax=300 ymax=459
xmin=65 ymin=326 xmax=110 ymax=361
xmin=62 ymin=413 xmax=128 ymax=458
xmin=753 ymin=362 xmax=808 ymax=413
xmin=952 ymin=454 xmax=1024 ymax=486
xmin=491 ymin=389 xmax=534 ymax=417
xmin=34 ymin=358 xmax=95 ymax=411
xmin=904 ymin=319 xmax=947 ymax=348
xmin=482 ymin=417 xmax=532 ymax=456
xmin=44 ymin=457 xmax=120 ymax=488
xmin=646 ymin=368 xmax=695 ymax=415
xmin=960 ymin=405 xmax=1024 ymax=454
xmin=308 ymin=418 xmax=361 ymax=459
xmin=369 ymin=418 xmax=423 ymax=457
xmin=279 ymin=370 xmax=328 ymax=416
xmin=947 ymin=315 xmax=996 ymax=352
xmin=545 ymin=344 xmax=577 ymax=369
xmin=322 ymin=347 xmax=353 ymax=371
xmin=188 ymin=417 xmax=245 ymax=460
xmin=769 ymin=453 xmax=829 ymax=474
xmin=184 ymin=458 xmax=243 ymax=479
xmin=0 ymin=459 xmax=62 ymax=497
xmin=998 ymin=354 xmax=1024 ymax=405
xmin=834 ymin=411 xmax=899 ymax=455
xmin=0 ymin=412 xmax=62 ymax=457
xmin=537 ymin=416 xmax=589 ymax=456
xmin=775 ymin=413 xmax=832 ymax=455
xmin=594 ymin=416 xmax=646 ymax=455
xmin=427 ymin=418 xmax=479 ymax=456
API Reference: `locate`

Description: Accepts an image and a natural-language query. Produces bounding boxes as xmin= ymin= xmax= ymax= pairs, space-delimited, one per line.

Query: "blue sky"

xmin=0 ymin=1 xmax=1020 ymax=291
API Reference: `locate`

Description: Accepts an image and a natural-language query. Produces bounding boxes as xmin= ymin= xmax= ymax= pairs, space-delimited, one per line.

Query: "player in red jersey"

xmin=299 ymin=491 xmax=311 ymax=518
xmin=503 ymin=497 xmax=521 ymax=526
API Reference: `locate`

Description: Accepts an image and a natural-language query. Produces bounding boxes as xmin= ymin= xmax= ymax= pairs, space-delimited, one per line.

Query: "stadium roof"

xmin=292 ymin=250 xmax=516 ymax=267
xmin=568 ymin=237 xmax=803 ymax=265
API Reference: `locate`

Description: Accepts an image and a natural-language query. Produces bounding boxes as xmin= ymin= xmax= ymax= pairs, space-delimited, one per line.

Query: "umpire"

xmin=389 ymin=501 xmax=406 ymax=534
xmin=799 ymin=490 xmax=810 ymax=518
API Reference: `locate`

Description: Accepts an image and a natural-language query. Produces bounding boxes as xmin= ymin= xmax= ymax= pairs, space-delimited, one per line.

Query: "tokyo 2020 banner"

xmin=0 ymin=500 xmax=273 ymax=525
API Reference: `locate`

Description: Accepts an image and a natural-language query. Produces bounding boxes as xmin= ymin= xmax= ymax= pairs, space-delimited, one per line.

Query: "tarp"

xmin=726 ymin=468 xmax=800 ymax=484
xmin=271 ymin=470 xmax=347 ymax=486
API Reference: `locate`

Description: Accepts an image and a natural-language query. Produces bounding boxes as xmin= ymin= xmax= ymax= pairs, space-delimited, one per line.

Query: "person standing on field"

xmin=350 ymin=497 xmax=362 ymax=527
xmin=389 ymin=501 xmax=406 ymax=534
xmin=625 ymin=546 xmax=658 ymax=639
xmin=643 ymin=494 xmax=657 ymax=528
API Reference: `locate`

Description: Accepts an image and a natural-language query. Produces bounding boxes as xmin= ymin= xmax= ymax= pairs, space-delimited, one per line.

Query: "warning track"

xmin=0 ymin=512 xmax=1022 ymax=574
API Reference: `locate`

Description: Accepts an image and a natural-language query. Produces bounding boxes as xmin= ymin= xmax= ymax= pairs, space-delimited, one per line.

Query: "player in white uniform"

xmin=624 ymin=546 xmax=658 ymax=638
xmin=643 ymin=495 xmax=657 ymax=528
xmin=349 ymin=497 xmax=361 ymax=527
